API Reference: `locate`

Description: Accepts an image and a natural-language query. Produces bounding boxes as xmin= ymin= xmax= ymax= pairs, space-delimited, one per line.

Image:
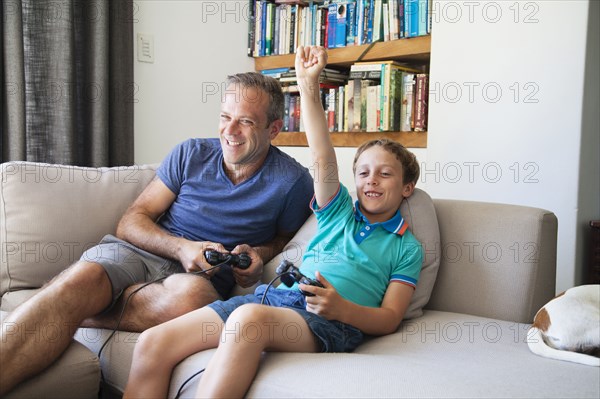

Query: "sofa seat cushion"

xmin=1 ymin=289 xmax=41 ymax=312
xmin=78 ymin=310 xmax=600 ymax=398
xmin=0 ymin=311 xmax=101 ymax=399
xmin=237 ymin=311 xmax=598 ymax=398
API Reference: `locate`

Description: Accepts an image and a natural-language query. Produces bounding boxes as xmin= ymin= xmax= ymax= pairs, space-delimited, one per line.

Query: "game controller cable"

xmin=97 ymin=257 xmax=318 ymax=395
xmin=172 ymin=261 xmax=321 ymax=397
xmin=96 ymin=255 xmax=234 ymax=384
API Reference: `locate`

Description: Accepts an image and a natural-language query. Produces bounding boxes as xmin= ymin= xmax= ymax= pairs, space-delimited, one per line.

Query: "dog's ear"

xmin=532 ymin=308 xmax=551 ymax=332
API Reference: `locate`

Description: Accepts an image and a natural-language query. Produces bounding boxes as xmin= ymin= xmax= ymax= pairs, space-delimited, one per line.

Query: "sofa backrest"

xmin=0 ymin=162 xmax=157 ymax=298
xmin=427 ymin=199 xmax=558 ymax=324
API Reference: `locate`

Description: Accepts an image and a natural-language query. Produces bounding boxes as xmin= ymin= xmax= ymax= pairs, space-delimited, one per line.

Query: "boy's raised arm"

xmin=295 ymin=46 xmax=340 ymax=206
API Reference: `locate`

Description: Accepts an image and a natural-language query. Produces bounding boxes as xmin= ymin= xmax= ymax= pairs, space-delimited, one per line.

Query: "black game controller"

xmin=204 ymin=250 xmax=252 ymax=270
xmin=275 ymin=260 xmax=324 ymax=296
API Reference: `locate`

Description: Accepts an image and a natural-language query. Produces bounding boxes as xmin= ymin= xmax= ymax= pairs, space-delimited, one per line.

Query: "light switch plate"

xmin=137 ymin=33 xmax=154 ymax=63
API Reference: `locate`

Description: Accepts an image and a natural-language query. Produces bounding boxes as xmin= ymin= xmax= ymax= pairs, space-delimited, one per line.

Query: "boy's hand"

xmin=295 ymin=46 xmax=328 ymax=83
xmin=302 ymin=271 xmax=347 ymax=320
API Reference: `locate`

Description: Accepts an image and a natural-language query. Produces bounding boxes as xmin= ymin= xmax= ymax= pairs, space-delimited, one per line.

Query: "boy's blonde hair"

xmin=353 ymin=139 xmax=420 ymax=184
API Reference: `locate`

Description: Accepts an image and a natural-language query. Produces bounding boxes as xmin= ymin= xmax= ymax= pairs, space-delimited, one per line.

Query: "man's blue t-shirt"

xmin=156 ymin=138 xmax=314 ymax=250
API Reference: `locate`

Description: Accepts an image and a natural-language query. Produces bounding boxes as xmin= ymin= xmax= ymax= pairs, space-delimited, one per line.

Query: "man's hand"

xmin=177 ymin=240 xmax=228 ymax=278
xmin=231 ymin=244 xmax=264 ymax=288
xmin=301 ymin=271 xmax=348 ymax=321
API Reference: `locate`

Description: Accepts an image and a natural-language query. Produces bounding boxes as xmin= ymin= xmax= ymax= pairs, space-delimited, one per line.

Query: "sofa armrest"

xmin=427 ymin=199 xmax=558 ymax=324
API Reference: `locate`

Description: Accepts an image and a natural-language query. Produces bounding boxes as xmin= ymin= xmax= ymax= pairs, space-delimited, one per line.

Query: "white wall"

xmin=425 ymin=0 xmax=598 ymax=292
xmin=133 ymin=0 xmax=599 ymax=293
xmin=133 ymin=0 xmax=254 ymax=164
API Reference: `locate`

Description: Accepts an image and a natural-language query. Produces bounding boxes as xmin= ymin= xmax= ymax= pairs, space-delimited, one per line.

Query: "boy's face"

xmin=354 ymin=146 xmax=415 ymax=224
xmin=219 ymin=84 xmax=281 ymax=172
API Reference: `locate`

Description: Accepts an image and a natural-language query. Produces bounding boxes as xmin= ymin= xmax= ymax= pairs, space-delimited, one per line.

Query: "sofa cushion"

xmin=427 ymin=199 xmax=557 ymax=323
xmin=162 ymin=310 xmax=600 ymax=398
xmin=262 ymin=188 xmax=441 ymax=320
xmin=0 ymin=162 xmax=157 ymax=298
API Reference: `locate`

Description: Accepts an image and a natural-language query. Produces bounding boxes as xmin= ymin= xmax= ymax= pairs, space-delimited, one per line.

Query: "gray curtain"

xmin=1 ymin=0 xmax=134 ymax=166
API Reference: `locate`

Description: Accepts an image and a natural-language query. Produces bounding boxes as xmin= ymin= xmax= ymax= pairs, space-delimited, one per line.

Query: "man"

xmin=0 ymin=72 xmax=314 ymax=395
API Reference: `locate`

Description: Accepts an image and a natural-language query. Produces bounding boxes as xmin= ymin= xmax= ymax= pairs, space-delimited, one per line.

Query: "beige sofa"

xmin=1 ymin=161 xmax=598 ymax=398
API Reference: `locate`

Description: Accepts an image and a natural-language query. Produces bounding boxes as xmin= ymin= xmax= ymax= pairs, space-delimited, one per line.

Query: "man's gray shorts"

xmin=80 ymin=235 xmax=235 ymax=310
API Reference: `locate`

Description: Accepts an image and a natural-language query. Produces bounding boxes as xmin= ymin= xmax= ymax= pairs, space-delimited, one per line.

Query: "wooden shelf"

xmin=255 ymin=36 xmax=431 ymax=148
xmin=273 ymin=131 xmax=427 ymax=148
xmin=254 ymin=35 xmax=431 ymax=71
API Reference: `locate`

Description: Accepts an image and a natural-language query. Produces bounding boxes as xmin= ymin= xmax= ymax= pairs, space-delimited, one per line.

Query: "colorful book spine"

xmin=273 ymin=5 xmax=280 ymax=55
xmin=405 ymin=0 xmax=418 ymax=38
xmin=400 ymin=72 xmax=415 ymax=131
xmin=346 ymin=80 xmax=354 ymax=131
xmin=382 ymin=0 xmax=390 ymax=41
xmin=414 ymin=73 xmax=428 ymax=131
xmin=373 ymin=0 xmax=382 ymax=42
xmin=327 ymin=2 xmax=337 ymax=48
xmin=389 ymin=0 xmax=399 ymax=40
xmin=365 ymin=0 xmax=374 ymax=43
xmin=337 ymin=86 xmax=345 ymax=132
xmin=418 ymin=0 xmax=427 ymax=36
xmin=335 ymin=2 xmax=347 ymax=48
xmin=398 ymin=0 xmax=405 ymax=38
xmin=389 ymin=67 xmax=402 ymax=131
xmin=346 ymin=0 xmax=357 ymax=46
xmin=248 ymin=0 xmax=255 ymax=56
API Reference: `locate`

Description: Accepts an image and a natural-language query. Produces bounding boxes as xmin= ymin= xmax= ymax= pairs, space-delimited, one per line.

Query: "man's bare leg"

xmin=0 ymin=261 xmax=112 ymax=396
xmin=82 ymin=273 xmax=220 ymax=332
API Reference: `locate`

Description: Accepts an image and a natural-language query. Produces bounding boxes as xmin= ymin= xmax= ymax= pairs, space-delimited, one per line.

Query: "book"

xmin=382 ymin=0 xmax=390 ymax=41
xmin=389 ymin=66 xmax=402 ymax=130
xmin=373 ymin=0 xmax=382 ymax=42
xmin=335 ymin=2 xmax=347 ymax=48
xmin=337 ymin=85 xmax=345 ymax=132
xmin=255 ymin=0 xmax=264 ymax=56
xmin=327 ymin=88 xmax=336 ymax=131
xmin=273 ymin=5 xmax=280 ymax=55
xmin=248 ymin=0 xmax=256 ymax=56
xmin=389 ymin=0 xmax=399 ymax=40
xmin=327 ymin=2 xmax=337 ymax=48
xmin=400 ymin=72 xmax=415 ymax=131
xmin=346 ymin=80 xmax=354 ymax=131
xmin=365 ymin=0 xmax=374 ymax=44
xmin=346 ymin=0 xmax=357 ymax=46
xmin=413 ymin=73 xmax=428 ymax=131
xmin=418 ymin=0 xmax=427 ymax=36
xmin=405 ymin=0 xmax=418 ymax=38
xmin=366 ymin=85 xmax=380 ymax=131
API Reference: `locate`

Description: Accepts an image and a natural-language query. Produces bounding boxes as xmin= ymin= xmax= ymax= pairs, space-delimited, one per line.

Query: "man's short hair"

xmin=225 ymin=72 xmax=284 ymax=126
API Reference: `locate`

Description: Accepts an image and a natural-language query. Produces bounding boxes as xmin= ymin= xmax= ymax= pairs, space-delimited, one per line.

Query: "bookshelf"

xmin=254 ymin=35 xmax=431 ymax=148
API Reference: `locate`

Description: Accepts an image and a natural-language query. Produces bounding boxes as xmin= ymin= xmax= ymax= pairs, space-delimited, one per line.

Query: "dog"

xmin=527 ymin=284 xmax=599 ymax=366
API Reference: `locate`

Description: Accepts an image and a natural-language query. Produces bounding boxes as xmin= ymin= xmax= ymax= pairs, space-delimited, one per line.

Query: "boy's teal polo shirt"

xmin=279 ymin=184 xmax=423 ymax=308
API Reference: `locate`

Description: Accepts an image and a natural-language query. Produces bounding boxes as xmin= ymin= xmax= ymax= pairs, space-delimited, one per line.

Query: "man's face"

xmin=219 ymin=84 xmax=281 ymax=174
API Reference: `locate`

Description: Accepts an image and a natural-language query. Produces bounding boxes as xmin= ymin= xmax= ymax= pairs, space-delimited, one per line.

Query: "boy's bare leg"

xmin=81 ymin=273 xmax=220 ymax=332
xmin=123 ymin=306 xmax=224 ymax=398
xmin=0 ymin=261 xmax=112 ymax=396
xmin=197 ymin=304 xmax=320 ymax=398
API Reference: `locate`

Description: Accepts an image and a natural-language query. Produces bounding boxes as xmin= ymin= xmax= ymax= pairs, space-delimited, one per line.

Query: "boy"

xmin=123 ymin=46 xmax=422 ymax=398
